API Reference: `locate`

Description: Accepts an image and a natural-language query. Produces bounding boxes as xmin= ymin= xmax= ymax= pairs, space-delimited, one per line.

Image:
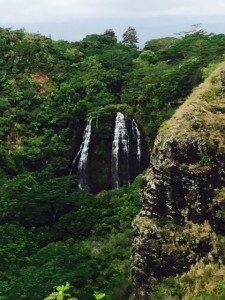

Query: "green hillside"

xmin=1 ymin=26 xmax=225 ymax=299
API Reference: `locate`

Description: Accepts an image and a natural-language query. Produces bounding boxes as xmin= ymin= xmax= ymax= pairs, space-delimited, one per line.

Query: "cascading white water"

xmin=70 ymin=115 xmax=143 ymax=191
xmin=78 ymin=120 xmax=92 ymax=190
xmin=132 ymin=119 xmax=141 ymax=170
xmin=111 ymin=112 xmax=130 ymax=189
xmin=69 ymin=145 xmax=83 ymax=176
xmin=70 ymin=120 xmax=92 ymax=190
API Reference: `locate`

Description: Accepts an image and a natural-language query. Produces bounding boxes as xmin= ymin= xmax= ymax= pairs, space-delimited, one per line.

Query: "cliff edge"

xmin=132 ymin=62 xmax=225 ymax=299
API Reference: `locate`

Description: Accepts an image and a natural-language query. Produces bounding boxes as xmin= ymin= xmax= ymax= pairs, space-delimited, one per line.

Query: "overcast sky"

xmin=1 ymin=0 xmax=225 ymax=46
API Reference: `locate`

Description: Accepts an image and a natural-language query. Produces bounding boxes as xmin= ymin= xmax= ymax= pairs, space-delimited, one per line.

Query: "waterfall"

xmin=132 ymin=119 xmax=141 ymax=172
xmin=78 ymin=120 xmax=92 ymax=190
xmin=70 ymin=114 xmax=144 ymax=192
xmin=70 ymin=120 xmax=92 ymax=190
xmin=111 ymin=112 xmax=130 ymax=189
xmin=69 ymin=146 xmax=83 ymax=176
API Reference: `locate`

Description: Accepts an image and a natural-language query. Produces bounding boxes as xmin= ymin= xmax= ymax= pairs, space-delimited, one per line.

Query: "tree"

xmin=103 ymin=29 xmax=117 ymax=43
xmin=144 ymin=37 xmax=178 ymax=52
xmin=122 ymin=26 xmax=138 ymax=48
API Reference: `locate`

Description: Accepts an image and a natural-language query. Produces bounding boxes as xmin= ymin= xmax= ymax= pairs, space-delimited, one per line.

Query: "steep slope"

xmin=132 ymin=62 xmax=225 ymax=299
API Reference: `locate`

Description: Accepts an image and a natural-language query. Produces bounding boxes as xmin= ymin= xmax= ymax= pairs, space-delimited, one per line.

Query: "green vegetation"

xmin=150 ymin=261 xmax=225 ymax=300
xmin=0 ymin=175 xmax=142 ymax=299
xmin=150 ymin=277 xmax=182 ymax=300
xmin=1 ymin=25 xmax=225 ymax=299
xmin=198 ymin=153 xmax=213 ymax=167
xmin=44 ymin=282 xmax=78 ymax=300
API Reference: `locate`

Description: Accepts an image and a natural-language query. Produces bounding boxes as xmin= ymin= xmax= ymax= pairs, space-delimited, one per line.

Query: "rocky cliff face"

xmin=132 ymin=62 xmax=225 ymax=299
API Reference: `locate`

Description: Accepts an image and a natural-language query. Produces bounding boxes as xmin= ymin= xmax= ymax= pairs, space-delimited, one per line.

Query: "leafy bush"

xmin=150 ymin=277 xmax=182 ymax=300
xmin=199 ymin=154 xmax=213 ymax=167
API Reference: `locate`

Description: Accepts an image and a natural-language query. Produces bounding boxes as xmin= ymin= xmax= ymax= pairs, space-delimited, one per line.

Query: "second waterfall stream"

xmin=111 ymin=112 xmax=130 ymax=189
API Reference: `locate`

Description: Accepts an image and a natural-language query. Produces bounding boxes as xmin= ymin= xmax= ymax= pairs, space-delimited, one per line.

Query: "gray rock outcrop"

xmin=132 ymin=62 xmax=225 ymax=299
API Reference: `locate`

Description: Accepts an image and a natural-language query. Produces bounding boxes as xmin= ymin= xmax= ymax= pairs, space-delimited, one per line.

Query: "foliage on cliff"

xmin=132 ymin=61 xmax=225 ymax=299
xmin=150 ymin=260 xmax=225 ymax=300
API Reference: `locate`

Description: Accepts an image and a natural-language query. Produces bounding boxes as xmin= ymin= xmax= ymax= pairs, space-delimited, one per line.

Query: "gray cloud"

xmin=0 ymin=0 xmax=225 ymax=23
xmin=0 ymin=0 xmax=225 ymax=45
